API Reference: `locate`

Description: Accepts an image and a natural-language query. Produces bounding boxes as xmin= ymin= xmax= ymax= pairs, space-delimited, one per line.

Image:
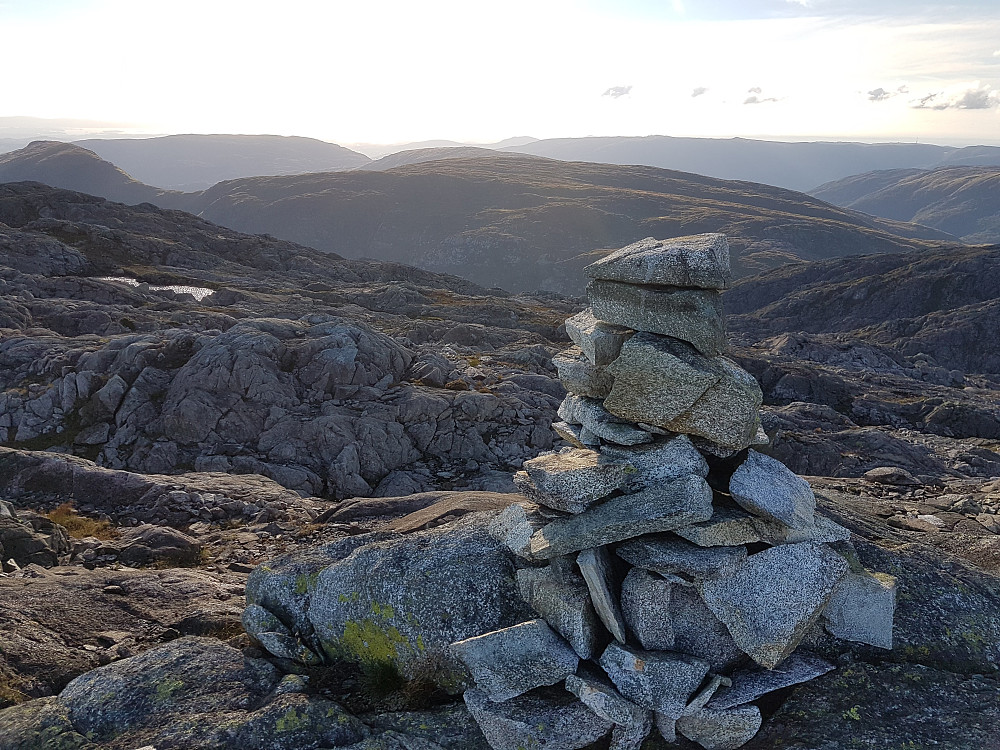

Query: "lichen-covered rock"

xmin=517 ymin=566 xmax=606 ymax=660
xmin=588 ymin=280 xmax=726 ymax=357
xmin=676 ymin=705 xmax=762 ymax=750
xmin=699 ymin=543 xmax=849 ymax=669
xmin=728 ymin=450 xmax=816 ymax=530
xmin=599 ymin=643 xmax=710 ymax=719
xmin=821 ymin=570 xmax=895 ymax=649
xmin=516 ymin=447 xmax=631 ymax=514
xmin=449 ymin=620 xmax=578 ymax=702
xmin=564 ymin=309 xmax=634 ymax=366
xmin=553 ymin=346 xmax=614 ymax=399
xmin=528 ymin=475 xmax=714 ymax=559
xmin=463 ymin=686 xmax=613 ymax=750
xmin=708 ymin=653 xmax=835 ymax=711
xmin=0 ymin=697 xmax=96 ymax=750
xmin=584 ymin=234 xmax=732 ymax=291
xmin=241 ymin=603 xmax=321 ymax=665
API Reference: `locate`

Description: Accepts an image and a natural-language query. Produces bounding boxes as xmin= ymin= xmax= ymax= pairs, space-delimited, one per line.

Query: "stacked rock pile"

xmin=450 ymin=234 xmax=896 ymax=750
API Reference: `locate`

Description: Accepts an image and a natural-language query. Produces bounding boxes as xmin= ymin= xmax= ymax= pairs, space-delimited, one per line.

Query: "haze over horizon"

xmin=2 ymin=0 xmax=999 ymax=147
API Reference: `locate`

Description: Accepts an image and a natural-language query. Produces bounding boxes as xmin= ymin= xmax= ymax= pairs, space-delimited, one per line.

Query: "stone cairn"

xmin=448 ymin=234 xmax=896 ymax=750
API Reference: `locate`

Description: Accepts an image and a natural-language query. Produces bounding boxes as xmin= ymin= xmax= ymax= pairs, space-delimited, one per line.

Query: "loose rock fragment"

xmin=729 ymin=450 xmax=816 ymax=530
xmin=517 ymin=566 xmax=606 ymax=660
xmin=529 ymin=475 xmax=714 ymax=559
xmin=599 ymin=642 xmax=710 ymax=719
xmin=577 ymin=546 xmax=629 ymax=644
xmin=699 ymin=543 xmax=850 ymax=669
xmin=676 ymin=705 xmax=762 ymax=750
xmin=464 ymin=686 xmax=614 ymax=750
xmin=517 ymin=447 xmax=630 ymax=514
xmin=620 ymin=568 xmax=675 ymax=650
xmin=600 ymin=434 xmax=709 ymax=488
xmin=565 ymin=673 xmax=651 ymax=728
xmin=584 ymin=234 xmax=732 ymax=290
xmin=822 ymin=570 xmax=896 ymax=649
xmin=708 ymin=653 xmax=836 ymax=710
xmin=565 ymin=308 xmax=634 ymax=366
xmin=588 ymin=280 xmax=726 ymax=357
xmin=558 ymin=395 xmax=654 ymax=446
xmin=554 ymin=346 xmax=615 ymax=398
xmin=616 ymin=536 xmax=746 ymax=582
xmin=683 ymin=674 xmax=732 ymax=716
xmin=675 ymin=505 xmax=765 ymax=547
xmin=487 ymin=502 xmax=546 ymax=560
xmin=552 ymin=421 xmax=590 ymax=448
xmin=450 ymin=619 xmax=579 ymax=702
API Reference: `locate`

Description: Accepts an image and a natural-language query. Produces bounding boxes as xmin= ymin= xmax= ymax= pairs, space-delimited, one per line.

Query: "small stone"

xmin=676 ymin=705 xmax=762 ymax=750
xmin=554 ymin=346 xmax=615 ymax=398
xmin=822 ymin=570 xmax=896 ymax=649
xmin=450 ymin=619 xmax=579 ymax=702
xmin=756 ymin=514 xmax=852 ymax=545
xmin=529 ymin=475 xmax=714 ymax=559
xmin=518 ymin=448 xmax=631 ymax=514
xmin=565 ymin=673 xmax=651 ymax=728
xmin=620 ymin=568 xmax=674 ymax=650
xmin=584 ymin=234 xmax=732 ymax=290
xmin=611 ymin=718 xmax=653 ymax=750
xmin=577 ymin=546 xmax=628 ymax=644
xmin=863 ymin=466 xmax=921 ymax=486
xmin=464 ymin=686 xmax=614 ymax=750
xmin=682 ymin=674 xmax=732 ymax=716
xmin=588 ymin=280 xmax=726 ymax=357
xmin=553 ymin=421 xmax=588 ymax=448
xmin=600 ymin=434 xmax=709 ymax=489
xmin=517 ymin=566 xmax=606 ymax=660
xmin=729 ymin=450 xmax=816 ymax=530
xmin=654 ymin=712 xmax=678 ymax=742
xmin=708 ymin=653 xmax=836 ymax=710
xmin=102 ymin=585 xmax=126 ymax=595
xmin=558 ymin=395 xmax=654 ymax=446
xmin=565 ymin=309 xmax=634 ymax=366
xmin=698 ymin=543 xmax=850 ymax=669
xmin=616 ymin=536 xmax=746 ymax=582
xmin=599 ymin=642 xmax=710 ymax=719
xmin=675 ymin=505 xmax=764 ymax=547
xmin=487 ymin=503 xmax=546 ymax=560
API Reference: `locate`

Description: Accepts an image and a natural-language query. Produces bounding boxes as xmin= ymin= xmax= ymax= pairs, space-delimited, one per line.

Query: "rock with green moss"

xmin=676 ymin=705 xmax=762 ymax=750
xmin=0 ymin=697 xmax=97 ymax=750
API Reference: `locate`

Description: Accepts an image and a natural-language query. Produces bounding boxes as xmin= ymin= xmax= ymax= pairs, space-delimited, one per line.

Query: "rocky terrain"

xmin=0 ymin=142 xmax=955 ymax=293
xmin=811 ymin=166 xmax=1000 ymax=243
xmin=1 ymin=184 xmax=999 ymax=748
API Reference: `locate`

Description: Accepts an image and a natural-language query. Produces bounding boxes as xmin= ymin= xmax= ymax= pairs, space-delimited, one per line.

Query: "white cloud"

xmin=692 ymin=87 xmax=708 ymax=97
xmin=911 ymin=83 xmax=999 ymax=110
xmin=603 ymin=86 xmax=632 ymax=99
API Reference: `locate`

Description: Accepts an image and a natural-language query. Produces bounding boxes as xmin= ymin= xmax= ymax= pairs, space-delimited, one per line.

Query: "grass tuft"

xmin=45 ymin=503 xmax=118 ymax=540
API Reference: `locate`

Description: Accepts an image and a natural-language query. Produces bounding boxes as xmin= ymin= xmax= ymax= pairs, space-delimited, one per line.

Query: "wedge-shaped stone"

xmin=675 ymin=505 xmax=764 ymax=547
xmin=699 ymin=543 xmax=850 ymax=669
xmin=611 ymin=719 xmax=653 ymax=750
xmin=604 ymin=335 xmax=719 ymax=425
xmin=822 ymin=570 xmax=896 ymax=649
xmin=600 ymin=434 xmax=709 ymax=489
xmin=676 ymin=705 xmax=762 ymax=750
xmin=589 ymin=280 xmax=726 ymax=357
xmin=558 ymin=395 xmax=653 ymax=446
xmin=552 ymin=421 xmax=592 ymax=448
xmin=565 ymin=673 xmax=651 ymax=728
xmin=464 ymin=687 xmax=613 ymax=750
xmin=584 ymin=234 xmax=732 ymax=290
xmin=450 ymin=619 xmax=579 ymax=702
xmin=578 ymin=546 xmax=628 ymax=644
xmin=683 ymin=674 xmax=732 ymax=717
xmin=487 ymin=502 xmax=547 ymax=560
xmin=517 ymin=566 xmax=605 ymax=660
xmin=729 ymin=450 xmax=816 ymax=530
xmin=599 ymin=643 xmax=710 ymax=719
xmin=554 ymin=346 xmax=615 ymax=398
xmin=517 ymin=447 xmax=630 ymax=514
xmin=617 ymin=537 xmax=746 ymax=582
xmin=708 ymin=652 xmax=835 ymax=710
xmin=654 ymin=712 xmax=678 ymax=743
xmin=529 ymin=475 xmax=714 ymax=559
xmin=758 ymin=514 xmax=852 ymax=545
xmin=620 ymin=568 xmax=674 ymax=650
xmin=666 ymin=358 xmax=763 ymax=451
xmin=565 ymin=308 xmax=634 ymax=366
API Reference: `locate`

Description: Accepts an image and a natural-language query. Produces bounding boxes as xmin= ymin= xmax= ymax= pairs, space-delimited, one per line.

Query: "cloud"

xmin=994 ymin=49 xmax=1000 ymax=57
xmin=747 ymin=86 xmax=762 ymax=94
xmin=602 ymin=85 xmax=632 ymax=99
xmin=868 ymin=87 xmax=892 ymax=102
xmin=911 ymin=84 xmax=999 ymax=110
xmin=691 ymin=86 xmax=708 ymax=98
xmin=744 ymin=95 xmax=779 ymax=104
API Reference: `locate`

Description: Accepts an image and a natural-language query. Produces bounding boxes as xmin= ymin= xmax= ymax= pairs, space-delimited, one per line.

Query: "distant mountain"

xmin=0 ymin=141 xmax=169 ymax=206
xmin=183 ymin=155 xmax=953 ymax=293
xmin=74 ymin=134 xmax=371 ymax=190
xmin=811 ymin=167 xmax=1000 ymax=243
xmin=359 ymin=147 xmax=522 ymax=171
xmin=348 ymin=137 xmax=538 ymax=159
xmin=501 ymin=136 xmax=1000 ymax=192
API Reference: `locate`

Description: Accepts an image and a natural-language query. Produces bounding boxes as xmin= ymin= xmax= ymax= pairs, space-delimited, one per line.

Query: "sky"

xmin=2 ymin=0 xmax=999 ymax=146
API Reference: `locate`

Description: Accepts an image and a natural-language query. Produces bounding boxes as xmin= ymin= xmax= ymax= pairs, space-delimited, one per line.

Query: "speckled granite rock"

xmin=584 ymin=234 xmax=732 ymax=291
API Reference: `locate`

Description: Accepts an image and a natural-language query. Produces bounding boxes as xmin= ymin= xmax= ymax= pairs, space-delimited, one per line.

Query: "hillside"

xmin=503 ymin=136 xmax=1000 ymax=192
xmin=75 ymin=134 xmax=371 ymax=190
xmin=811 ymin=166 xmax=1000 ymax=243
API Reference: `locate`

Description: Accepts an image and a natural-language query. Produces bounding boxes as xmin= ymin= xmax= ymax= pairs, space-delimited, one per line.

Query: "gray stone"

xmin=117 ymin=524 xmax=202 ymax=567
xmin=600 ymin=434 xmax=709 ymax=489
xmin=666 ymin=358 xmax=763 ymax=451
xmin=708 ymin=653 xmax=836 ymax=710
xmin=528 ymin=475 xmax=714 ymax=559
xmin=242 ymin=603 xmax=321 ymax=665
xmin=558 ymin=395 xmax=654 ymax=446
xmin=610 ymin=719 xmax=653 ymax=750
xmin=487 ymin=502 xmax=546 ymax=560
xmin=565 ymin=674 xmax=651 ymax=728
xmin=584 ymin=234 xmax=732 ymax=290
xmin=552 ymin=421 xmax=588 ymax=448
xmin=588 ymin=279 xmax=726 ymax=357
xmin=93 ymin=374 xmax=128 ymax=419
xmin=517 ymin=448 xmax=630 ymax=514
xmin=604 ymin=335 xmax=719 ymax=426
xmin=464 ymin=687 xmax=614 ymax=750
xmin=676 ymin=705 xmax=762 ymax=750
xmin=599 ymin=642 xmax=710 ymax=718
xmin=699 ymin=543 xmax=850 ymax=669
xmin=822 ymin=570 xmax=896 ymax=649
xmin=654 ymin=712 xmax=677 ymax=742
xmin=616 ymin=536 xmax=746 ymax=582
xmin=565 ymin=309 xmax=634 ymax=366
xmin=683 ymin=674 xmax=732 ymax=716
xmin=450 ymin=619 xmax=579 ymax=702
xmin=620 ymin=568 xmax=674 ymax=650
xmin=669 ymin=584 xmax=748 ymax=673
xmin=517 ymin=566 xmax=605 ymax=660
xmin=756 ymin=514 xmax=852 ymax=545
xmin=553 ymin=346 xmax=614 ymax=398
xmin=675 ymin=505 xmax=765 ymax=547
xmin=729 ymin=450 xmax=816 ymax=530
xmin=578 ymin=546 xmax=628 ymax=644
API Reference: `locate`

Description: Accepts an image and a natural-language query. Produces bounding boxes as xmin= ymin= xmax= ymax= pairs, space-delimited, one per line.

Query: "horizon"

xmin=2 ymin=0 xmax=998 ymax=146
